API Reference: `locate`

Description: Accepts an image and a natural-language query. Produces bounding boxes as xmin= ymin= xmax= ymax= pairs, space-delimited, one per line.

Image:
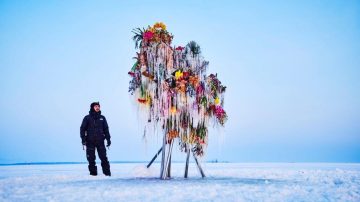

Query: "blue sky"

xmin=0 ymin=0 xmax=359 ymax=163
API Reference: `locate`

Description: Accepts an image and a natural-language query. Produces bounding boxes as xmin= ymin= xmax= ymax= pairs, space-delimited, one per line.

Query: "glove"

xmin=82 ymin=138 xmax=86 ymax=145
xmin=106 ymin=139 xmax=111 ymax=147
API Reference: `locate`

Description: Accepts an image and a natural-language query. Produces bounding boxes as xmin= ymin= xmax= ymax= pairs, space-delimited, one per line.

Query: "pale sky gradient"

xmin=0 ymin=0 xmax=359 ymax=163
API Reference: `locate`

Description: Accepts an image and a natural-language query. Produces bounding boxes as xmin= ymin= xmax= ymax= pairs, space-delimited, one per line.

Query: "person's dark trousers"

xmin=86 ymin=140 xmax=111 ymax=176
xmin=86 ymin=144 xmax=97 ymax=175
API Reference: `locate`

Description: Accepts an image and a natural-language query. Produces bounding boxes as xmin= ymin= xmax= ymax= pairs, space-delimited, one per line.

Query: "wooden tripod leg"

xmin=162 ymin=140 xmax=174 ymax=179
xmin=184 ymin=144 xmax=190 ymax=178
xmin=159 ymin=134 xmax=166 ymax=178
xmin=167 ymin=152 xmax=172 ymax=178
xmin=147 ymin=147 xmax=163 ymax=168
xmin=193 ymin=151 xmax=206 ymax=178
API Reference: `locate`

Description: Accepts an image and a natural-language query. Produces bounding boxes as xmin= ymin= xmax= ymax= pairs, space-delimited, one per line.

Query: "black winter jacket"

xmin=80 ymin=111 xmax=111 ymax=143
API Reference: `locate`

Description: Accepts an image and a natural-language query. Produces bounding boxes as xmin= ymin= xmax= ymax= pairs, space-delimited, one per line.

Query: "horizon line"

xmin=1 ymin=161 xmax=360 ymax=166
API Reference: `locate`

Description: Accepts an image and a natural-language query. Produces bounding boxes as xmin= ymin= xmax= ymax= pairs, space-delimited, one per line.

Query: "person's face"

xmin=94 ymin=105 xmax=100 ymax=112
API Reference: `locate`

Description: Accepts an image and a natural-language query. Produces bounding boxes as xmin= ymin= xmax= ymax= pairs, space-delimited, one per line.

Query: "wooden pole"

xmin=162 ymin=139 xmax=174 ymax=179
xmin=159 ymin=133 xmax=166 ymax=178
xmin=193 ymin=151 xmax=205 ymax=178
xmin=167 ymin=150 xmax=172 ymax=178
xmin=147 ymin=147 xmax=163 ymax=168
xmin=184 ymin=144 xmax=190 ymax=178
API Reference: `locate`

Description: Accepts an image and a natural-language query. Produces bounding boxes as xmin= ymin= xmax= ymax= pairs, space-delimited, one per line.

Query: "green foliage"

xmin=185 ymin=41 xmax=201 ymax=56
xmin=132 ymin=27 xmax=145 ymax=49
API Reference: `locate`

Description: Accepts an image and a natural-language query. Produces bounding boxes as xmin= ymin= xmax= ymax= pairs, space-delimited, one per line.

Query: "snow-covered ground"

xmin=0 ymin=163 xmax=359 ymax=201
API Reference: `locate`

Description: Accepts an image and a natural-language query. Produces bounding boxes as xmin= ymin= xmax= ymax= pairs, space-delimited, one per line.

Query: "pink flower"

xmin=128 ymin=71 xmax=135 ymax=77
xmin=215 ymin=106 xmax=225 ymax=116
xmin=143 ymin=31 xmax=154 ymax=40
xmin=214 ymin=105 xmax=227 ymax=125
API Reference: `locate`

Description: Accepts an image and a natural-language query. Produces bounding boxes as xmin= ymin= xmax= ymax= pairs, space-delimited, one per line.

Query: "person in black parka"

xmin=80 ymin=102 xmax=111 ymax=176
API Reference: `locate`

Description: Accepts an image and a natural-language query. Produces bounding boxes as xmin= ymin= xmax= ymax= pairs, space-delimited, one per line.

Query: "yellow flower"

xmin=153 ymin=22 xmax=166 ymax=30
xmin=215 ymin=97 xmax=220 ymax=105
xmin=175 ymin=70 xmax=183 ymax=80
xmin=146 ymin=95 xmax=152 ymax=105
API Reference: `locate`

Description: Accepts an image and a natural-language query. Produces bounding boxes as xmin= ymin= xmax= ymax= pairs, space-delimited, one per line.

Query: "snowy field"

xmin=0 ymin=163 xmax=359 ymax=201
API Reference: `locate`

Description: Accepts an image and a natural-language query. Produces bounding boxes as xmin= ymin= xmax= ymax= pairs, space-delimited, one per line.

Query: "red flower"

xmin=175 ymin=46 xmax=184 ymax=51
xmin=182 ymin=71 xmax=190 ymax=78
xmin=196 ymin=84 xmax=204 ymax=95
xmin=138 ymin=98 xmax=147 ymax=104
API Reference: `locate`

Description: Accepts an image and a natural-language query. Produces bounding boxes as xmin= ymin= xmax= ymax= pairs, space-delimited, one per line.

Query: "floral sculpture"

xmin=128 ymin=22 xmax=227 ymax=179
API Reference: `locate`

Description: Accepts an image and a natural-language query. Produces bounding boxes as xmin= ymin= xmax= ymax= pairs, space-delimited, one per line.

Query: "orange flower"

xmin=170 ymin=106 xmax=177 ymax=114
xmin=153 ymin=22 xmax=166 ymax=30
xmin=142 ymin=71 xmax=154 ymax=80
xmin=189 ymin=76 xmax=199 ymax=87
xmin=167 ymin=130 xmax=179 ymax=142
xmin=176 ymin=80 xmax=187 ymax=93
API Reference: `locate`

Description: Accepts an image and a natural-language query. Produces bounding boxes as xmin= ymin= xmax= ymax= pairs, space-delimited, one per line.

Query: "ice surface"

xmin=0 ymin=163 xmax=359 ymax=201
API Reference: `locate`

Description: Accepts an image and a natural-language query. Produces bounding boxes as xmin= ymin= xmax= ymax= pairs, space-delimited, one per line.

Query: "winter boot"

xmin=101 ymin=162 xmax=111 ymax=176
xmin=89 ymin=165 xmax=97 ymax=176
